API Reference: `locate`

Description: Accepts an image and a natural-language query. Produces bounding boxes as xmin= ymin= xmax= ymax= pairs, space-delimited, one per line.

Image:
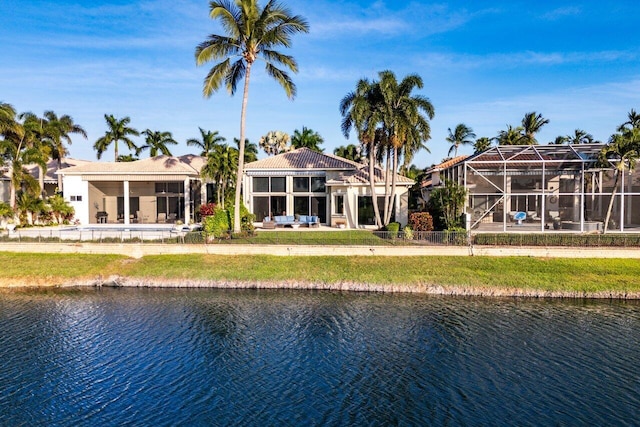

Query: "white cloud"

xmin=540 ymin=6 xmax=582 ymax=21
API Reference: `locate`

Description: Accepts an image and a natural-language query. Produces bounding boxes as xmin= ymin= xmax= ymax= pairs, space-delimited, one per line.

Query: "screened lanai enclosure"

xmin=461 ymin=144 xmax=640 ymax=232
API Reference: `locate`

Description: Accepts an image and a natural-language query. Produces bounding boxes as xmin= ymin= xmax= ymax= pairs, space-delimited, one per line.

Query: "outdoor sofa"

xmin=262 ymin=215 xmax=320 ymax=228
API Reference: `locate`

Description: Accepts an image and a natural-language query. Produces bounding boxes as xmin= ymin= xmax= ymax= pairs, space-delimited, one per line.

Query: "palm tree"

xmin=333 ymin=144 xmax=364 ymax=163
xmin=235 ymin=138 xmax=258 ymax=163
xmin=15 ymin=112 xmax=52 ymax=198
xmin=497 ymin=125 xmax=525 ymax=145
xmin=139 ymin=129 xmax=178 ymax=157
xmin=566 ymin=129 xmax=595 ymax=144
xmin=446 ymin=123 xmax=476 ymax=157
xmin=599 ymin=127 xmax=640 ymax=232
xmin=0 ymin=102 xmax=19 ymax=136
xmin=187 ymin=128 xmax=226 ymax=156
xmin=291 ymin=126 xmax=324 ymax=152
xmin=259 ymin=130 xmax=291 ymax=155
xmin=340 ymin=77 xmax=384 ymax=227
xmin=521 ymin=112 xmax=549 ymax=144
xmin=42 ymin=111 xmax=87 ymax=192
xmin=375 ymin=71 xmax=434 ymax=225
xmin=195 ymin=0 xmax=309 ymax=233
xmin=117 ymin=154 xmax=139 ymax=162
xmin=473 ymin=137 xmax=493 ymax=153
xmin=551 ymin=135 xmax=568 ymax=145
xmin=618 ymin=108 xmax=640 ymax=132
xmin=201 ymin=143 xmax=239 ymax=205
xmin=94 ymin=115 xmax=140 ymax=161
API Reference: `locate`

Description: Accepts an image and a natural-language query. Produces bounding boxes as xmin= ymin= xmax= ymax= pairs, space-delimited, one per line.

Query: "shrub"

xmin=203 ymin=207 xmax=231 ymax=239
xmin=197 ymin=203 xmax=217 ymax=219
xmin=409 ymin=212 xmax=434 ymax=232
xmin=403 ymin=226 xmax=414 ymax=240
xmin=228 ymin=202 xmax=256 ymax=235
xmin=385 ymin=222 xmax=401 ymax=238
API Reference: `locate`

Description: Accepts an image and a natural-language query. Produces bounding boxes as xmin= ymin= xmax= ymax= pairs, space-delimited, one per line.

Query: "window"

xmin=334 ymin=195 xmax=344 ymax=215
xmin=70 ymin=195 xmax=82 ymax=201
xmin=294 ymin=197 xmax=310 ymax=215
xmin=293 ymin=177 xmax=310 ymax=192
xmin=253 ymin=177 xmax=269 ymax=193
xmin=271 ymin=177 xmax=286 ymax=192
xmin=311 ymin=177 xmax=326 ymax=192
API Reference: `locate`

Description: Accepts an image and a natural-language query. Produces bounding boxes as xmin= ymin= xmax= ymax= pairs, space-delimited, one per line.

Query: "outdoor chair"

xmin=157 ymin=213 xmax=166 ymax=223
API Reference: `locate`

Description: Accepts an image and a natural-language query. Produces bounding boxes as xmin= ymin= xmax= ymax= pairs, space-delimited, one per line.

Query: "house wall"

xmin=0 ymin=181 xmax=9 ymax=203
xmin=63 ymin=176 xmax=89 ymax=224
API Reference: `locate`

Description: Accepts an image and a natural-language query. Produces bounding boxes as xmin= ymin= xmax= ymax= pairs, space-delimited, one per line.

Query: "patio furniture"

xmin=512 ymin=211 xmax=526 ymax=225
xmin=157 ymin=213 xmax=166 ymax=223
xmin=167 ymin=213 xmax=177 ymax=223
xmin=262 ymin=217 xmax=276 ymax=229
xmin=274 ymin=215 xmax=297 ymax=227
xmin=298 ymin=215 xmax=320 ymax=227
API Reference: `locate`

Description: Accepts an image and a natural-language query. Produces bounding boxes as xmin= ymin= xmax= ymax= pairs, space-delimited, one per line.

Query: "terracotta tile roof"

xmin=326 ymin=166 xmax=414 ymax=185
xmin=426 ymin=155 xmax=469 ymax=172
xmin=245 ymin=147 xmax=362 ymax=170
xmin=58 ymin=155 xmax=205 ymax=175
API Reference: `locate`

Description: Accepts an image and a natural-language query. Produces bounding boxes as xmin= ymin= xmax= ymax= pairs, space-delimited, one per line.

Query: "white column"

xmin=123 ymin=180 xmax=130 ymax=225
xmin=184 ymin=178 xmax=191 ymax=224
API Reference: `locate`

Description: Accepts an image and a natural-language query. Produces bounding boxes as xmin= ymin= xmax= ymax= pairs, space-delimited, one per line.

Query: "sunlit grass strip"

xmin=120 ymin=255 xmax=640 ymax=294
xmin=1 ymin=253 xmax=639 ymax=294
xmin=0 ymin=253 xmax=127 ymax=282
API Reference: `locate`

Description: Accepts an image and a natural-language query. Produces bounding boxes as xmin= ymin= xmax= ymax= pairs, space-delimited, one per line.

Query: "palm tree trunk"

xmin=603 ymin=171 xmax=620 ymax=233
xmin=368 ymin=142 xmax=382 ymax=228
xmin=39 ymin=165 xmax=45 ymax=199
xmin=233 ymin=64 xmax=252 ymax=233
xmin=382 ymin=146 xmax=391 ymax=225
xmin=57 ymin=158 xmax=63 ymax=193
xmin=114 ymin=140 xmax=119 ymax=162
xmin=386 ymin=146 xmax=399 ymax=225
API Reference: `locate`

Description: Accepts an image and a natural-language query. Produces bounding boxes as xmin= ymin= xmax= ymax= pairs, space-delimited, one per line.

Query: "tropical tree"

xmin=16 ymin=191 xmax=45 ymax=225
xmin=117 ymin=154 xmax=139 ymax=162
xmin=340 ymin=71 xmax=434 ymax=226
xmin=333 ymin=144 xmax=364 ymax=163
xmin=201 ymin=143 xmax=239 ymax=205
xmin=291 ymin=126 xmax=324 ymax=152
xmin=566 ymin=129 xmax=595 ymax=144
xmin=521 ymin=111 xmax=549 ymax=144
xmin=618 ymin=108 xmax=640 ymax=132
xmin=139 ymin=129 xmax=178 ymax=157
xmin=47 ymin=194 xmax=74 ymax=224
xmin=0 ymin=102 xmax=19 ymax=136
xmin=187 ymin=128 xmax=226 ymax=156
xmin=195 ymin=0 xmax=309 ymax=233
xmin=599 ymin=127 xmax=640 ymax=232
xmin=446 ymin=123 xmax=476 ymax=157
xmin=42 ymin=111 xmax=87 ymax=191
xmin=551 ymin=135 xmax=568 ymax=145
xmin=93 ymin=115 xmax=140 ymax=161
xmin=0 ymin=111 xmax=47 ymax=209
xmin=496 ymin=125 xmax=525 ymax=145
xmin=427 ymin=179 xmax=467 ymax=230
xmin=235 ymin=138 xmax=258 ymax=163
xmin=473 ymin=136 xmax=493 ymax=153
xmin=259 ymin=130 xmax=291 ymax=155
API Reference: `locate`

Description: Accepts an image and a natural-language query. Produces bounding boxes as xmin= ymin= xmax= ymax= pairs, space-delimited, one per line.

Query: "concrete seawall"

xmin=0 ymin=242 xmax=638 ymax=259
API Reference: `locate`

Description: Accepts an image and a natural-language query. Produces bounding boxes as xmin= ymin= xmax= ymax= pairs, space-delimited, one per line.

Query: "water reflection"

xmin=0 ymin=289 xmax=639 ymax=426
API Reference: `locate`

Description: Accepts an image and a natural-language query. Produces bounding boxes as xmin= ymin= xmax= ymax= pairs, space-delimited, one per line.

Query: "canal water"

xmin=1 ymin=288 xmax=639 ymax=426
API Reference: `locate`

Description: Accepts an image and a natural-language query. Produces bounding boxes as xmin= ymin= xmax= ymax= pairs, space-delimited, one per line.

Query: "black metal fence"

xmin=3 ymin=228 xmax=640 ymax=247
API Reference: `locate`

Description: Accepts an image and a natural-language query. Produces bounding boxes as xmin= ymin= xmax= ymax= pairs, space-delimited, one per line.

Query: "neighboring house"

xmin=420 ymin=155 xmax=469 ymax=204
xmin=0 ymin=158 xmax=92 ymax=203
xmin=58 ymin=155 xmax=207 ymax=225
xmin=242 ymin=147 xmax=414 ymax=228
xmin=426 ymin=144 xmax=640 ymax=233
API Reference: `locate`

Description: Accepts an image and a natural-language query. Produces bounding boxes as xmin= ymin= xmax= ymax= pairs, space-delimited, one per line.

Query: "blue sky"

xmin=1 ymin=0 xmax=639 ymax=167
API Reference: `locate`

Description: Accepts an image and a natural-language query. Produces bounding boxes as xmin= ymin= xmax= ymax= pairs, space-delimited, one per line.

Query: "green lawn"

xmin=1 ymin=253 xmax=638 ymax=294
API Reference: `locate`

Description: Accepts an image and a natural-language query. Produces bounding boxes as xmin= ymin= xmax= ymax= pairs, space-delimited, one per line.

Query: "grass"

xmin=1 ymin=252 xmax=639 ymax=294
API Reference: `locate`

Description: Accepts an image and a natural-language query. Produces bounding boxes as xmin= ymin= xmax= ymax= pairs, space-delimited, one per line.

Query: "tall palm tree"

xmin=566 ymin=129 xmax=595 ymax=144
xmin=187 ymin=127 xmax=226 ymax=156
xmin=333 ymin=144 xmax=364 ymax=163
xmin=340 ymin=77 xmax=384 ymax=227
xmin=139 ymin=129 xmax=178 ymax=157
xmin=473 ymin=136 xmax=493 ymax=153
xmin=551 ymin=135 xmax=568 ymax=145
xmin=446 ymin=123 xmax=476 ymax=157
xmin=599 ymin=127 xmax=640 ymax=232
xmin=291 ymin=126 xmax=324 ymax=152
xmin=195 ymin=0 xmax=309 ymax=233
xmin=42 ymin=111 xmax=87 ymax=192
xmin=93 ymin=115 xmax=140 ymax=161
xmin=259 ymin=130 xmax=291 ymax=155
xmin=375 ymin=70 xmax=434 ymax=225
xmin=17 ymin=112 xmax=52 ymax=198
xmin=521 ymin=111 xmax=549 ymax=144
xmin=0 ymin=102 xmax=19 ymax=136
xmin=497 ymin=125 xmax=525 ymax=145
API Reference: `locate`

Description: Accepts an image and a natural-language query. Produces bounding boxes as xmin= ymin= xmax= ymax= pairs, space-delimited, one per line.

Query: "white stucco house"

xmin=242 ymin=148 xmax=414 ymax=228
xmin=58 ymin=155 xmax=207 ymax=225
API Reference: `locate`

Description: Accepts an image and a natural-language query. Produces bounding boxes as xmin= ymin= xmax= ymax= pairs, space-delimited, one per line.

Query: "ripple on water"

xmin=0 ymin=289 xmax=639 ymax=426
